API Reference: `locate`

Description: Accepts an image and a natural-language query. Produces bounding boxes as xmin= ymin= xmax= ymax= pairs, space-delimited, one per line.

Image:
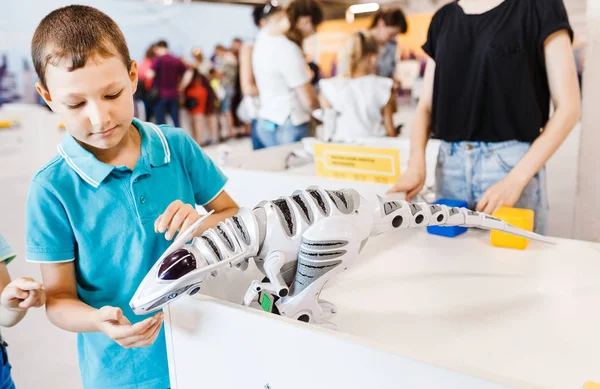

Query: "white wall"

xmin=0 ymin=0 xmax=258 ymax=96
xmin=574 ymin=0 xmax=600 ymax=242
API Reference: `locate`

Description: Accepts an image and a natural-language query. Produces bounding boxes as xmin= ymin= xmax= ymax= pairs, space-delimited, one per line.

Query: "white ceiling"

xmin=184 ymin=0 xmax=588 ymax=41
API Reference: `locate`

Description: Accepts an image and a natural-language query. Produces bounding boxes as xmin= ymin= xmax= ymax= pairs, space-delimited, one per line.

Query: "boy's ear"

xmin=36 ymin=82 xmax=55 ymax=110
xmin=129 ymin=60 xmax=138 ymax=95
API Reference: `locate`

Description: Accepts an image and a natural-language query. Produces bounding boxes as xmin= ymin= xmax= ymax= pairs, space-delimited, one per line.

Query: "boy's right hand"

xmin=387 ymin=162 xmax=427 ymax=201
xmin=95 ymin=306 xmax=164 ymax=349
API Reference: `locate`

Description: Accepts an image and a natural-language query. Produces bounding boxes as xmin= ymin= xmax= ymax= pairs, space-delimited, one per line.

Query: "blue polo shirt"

xmin=0 ymin=235 xmax=16 ymax=265
xmin=25 ymin=118 xmax=227 ymax=389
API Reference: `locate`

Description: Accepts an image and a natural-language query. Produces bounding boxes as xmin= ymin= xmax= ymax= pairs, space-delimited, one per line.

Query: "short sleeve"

xmin=536 ymin=0 xmax=573 ymax=48
xmin=0 ymin=234 xmax=16 ymax=265
xmin=336 ymin=45 xmax=349 ymax=77
xmin=421 ymin=7 xmax=445 ymax=60
xmin=177 ymin=58 xmax=187 ymax=76
xmin=182 ymin=135 xmax=228 ymax=206
xmin=319 ymin=78 xmax=342 ymax=110
xmin=374 ymin=76 xmax=394 ymax=108
xmin=25 ymin=181 xmax=76 ymax=262
xmin=280 ymin=40 xmax=311 ymax=89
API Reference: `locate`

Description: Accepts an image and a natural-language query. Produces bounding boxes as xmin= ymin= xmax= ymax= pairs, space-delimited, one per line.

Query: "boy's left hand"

xmin=1 ymin=277 xmax=46 ymax=312
xmin=155 ymin=200 xmax=201 ymax=241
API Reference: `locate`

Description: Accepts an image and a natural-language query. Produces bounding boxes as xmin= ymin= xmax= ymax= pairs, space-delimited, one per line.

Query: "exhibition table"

xmin=165 ymin=169 xmax=600 ymax=389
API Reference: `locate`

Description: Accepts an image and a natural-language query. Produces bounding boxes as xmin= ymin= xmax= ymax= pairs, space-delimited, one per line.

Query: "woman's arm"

xmin=319 ymin=94 xmax=332 ymax=110
xmin=508 ymin=31 xmax=581 ymax=185
xmin=179 ymin=69 xmax=194 ymax=96
xmin=476 ymin=30 xmax=581 ymax=213
xmin=296 ymin=82 xmax=320 ymax=112
xmin=387 ymin=58 xmax=436 ymax=198
xmin=382 ymin=90 xmax=395 ymax=137
xmin=240 ymin=44 xmax=259 ymax=97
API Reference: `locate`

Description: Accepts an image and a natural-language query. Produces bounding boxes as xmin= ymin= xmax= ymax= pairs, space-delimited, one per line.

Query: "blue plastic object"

xmin=426 ymin=198 xmax=469 ymax=238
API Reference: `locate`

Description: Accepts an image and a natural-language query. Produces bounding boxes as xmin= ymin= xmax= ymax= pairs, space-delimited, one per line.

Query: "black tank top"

xmin=422 ymin=0 xmax=573 ymax=143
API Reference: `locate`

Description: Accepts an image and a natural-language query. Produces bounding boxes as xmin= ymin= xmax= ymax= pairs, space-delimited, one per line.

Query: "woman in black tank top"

xmin=388 ymin=0 xmax=580 ymax=234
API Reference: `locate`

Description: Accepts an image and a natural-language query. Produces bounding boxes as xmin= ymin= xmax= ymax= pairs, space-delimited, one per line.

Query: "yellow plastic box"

xmin=490 ymin=207 xmax=534 ymax=250
xmin=0 ymin=120 xmax=13 ymax=129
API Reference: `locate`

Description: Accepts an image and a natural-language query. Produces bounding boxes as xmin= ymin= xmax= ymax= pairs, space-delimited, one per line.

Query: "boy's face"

xmin=37 ymin=52 xmax=138 ymax=151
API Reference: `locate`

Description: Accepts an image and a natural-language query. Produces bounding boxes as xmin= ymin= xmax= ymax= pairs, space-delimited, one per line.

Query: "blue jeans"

xmin=0 ymin=342 xmax=15 ymax=389
xmin=154 ymin=98 xmax=180 ymax=127
xmin=250 ymin=120 xmax=265 ymax=150
xmin=435 ymin=140 xmax=548 ymax=234
xmin=256 ymin=119 xmax=309 ymax=148
xmin=220 ymin=86 xmax=235 ymax=113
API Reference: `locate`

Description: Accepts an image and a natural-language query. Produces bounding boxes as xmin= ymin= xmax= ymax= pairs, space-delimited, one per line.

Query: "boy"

xmin=26 ymin=5 xmax=238 ymax=389
xmin=0 ymin=233 xmax=47 ymax=388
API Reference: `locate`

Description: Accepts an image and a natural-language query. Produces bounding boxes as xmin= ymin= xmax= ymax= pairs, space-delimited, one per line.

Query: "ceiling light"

xmin=345 ymin=9 xmax=355 ymax=23
xmin=348 ymin=3 xmax=380 ymax=14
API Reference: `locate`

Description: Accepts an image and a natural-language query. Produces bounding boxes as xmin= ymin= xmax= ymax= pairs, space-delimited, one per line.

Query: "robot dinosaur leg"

xmin=242 ymin=250 xmax=290 ymax=306
xmin=276 ymin=216 xmax=362 ymax=327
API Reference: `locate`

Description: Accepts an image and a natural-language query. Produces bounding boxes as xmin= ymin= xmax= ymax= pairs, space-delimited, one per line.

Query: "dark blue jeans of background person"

xmin=143 ymin=98 xmax=155 ymax=122
xmin=154 ymin=98 xmax=180 ymax=127
xmin=256 ymin=119 xmax=309 ymax=148
xmin=0 ymin=341 xmax=15 ymax=389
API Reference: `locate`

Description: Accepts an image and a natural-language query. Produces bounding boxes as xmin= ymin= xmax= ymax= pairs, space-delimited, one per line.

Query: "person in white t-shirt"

xmin=319 ymin=31 xmax=395 ymax=142
xmin=335 ymin=8 xmax=408 ymax=78
xmin=252 ymin=0 xmax=323 ymax=148
xmin=237 ymin=3 xmax=281 ymax=150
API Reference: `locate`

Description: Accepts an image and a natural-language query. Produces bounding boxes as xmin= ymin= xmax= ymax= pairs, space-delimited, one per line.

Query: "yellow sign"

xmin=0 ymin=120 xmax=14 ymax=129
xmin=584 ymin=382 xmax=600 ymax=389
xmin=314 ymin=143 xmax=400 ymax=184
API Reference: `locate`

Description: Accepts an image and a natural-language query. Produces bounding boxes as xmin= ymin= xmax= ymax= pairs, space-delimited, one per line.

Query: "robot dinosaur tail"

xmin=372 ymin=195 xmax=555 ymax=244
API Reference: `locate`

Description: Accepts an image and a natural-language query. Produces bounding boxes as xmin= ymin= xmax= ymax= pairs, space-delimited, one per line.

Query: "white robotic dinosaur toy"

xmin=130 ymin=187 xmax=554 ymax=326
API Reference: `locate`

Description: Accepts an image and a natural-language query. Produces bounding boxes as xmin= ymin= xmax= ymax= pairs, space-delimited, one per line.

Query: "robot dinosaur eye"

xmin=158 ymin=249 xmax=197 ymax=281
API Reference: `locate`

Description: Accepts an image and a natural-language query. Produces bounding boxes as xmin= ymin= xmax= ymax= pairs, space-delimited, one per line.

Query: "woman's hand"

xmin=387 ymin=160 xmax=426 ymax=201
xmin=476 ymin=176 xmax=526 ymax=215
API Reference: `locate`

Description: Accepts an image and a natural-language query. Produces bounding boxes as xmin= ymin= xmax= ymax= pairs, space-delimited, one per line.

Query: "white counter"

xmin=169 ymin=169 xmax=600 ymax=389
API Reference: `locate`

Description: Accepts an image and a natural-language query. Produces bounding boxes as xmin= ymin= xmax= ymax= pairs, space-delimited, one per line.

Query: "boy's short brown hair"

xmin=31 ymin=5 xmax=131 ymax=89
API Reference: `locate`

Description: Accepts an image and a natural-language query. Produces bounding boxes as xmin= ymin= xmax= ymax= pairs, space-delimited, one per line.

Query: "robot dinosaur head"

xmin=130 ymin=210 xmax=253 ymax=315
xmin=130 ymin=214 xmax=213 ymax=315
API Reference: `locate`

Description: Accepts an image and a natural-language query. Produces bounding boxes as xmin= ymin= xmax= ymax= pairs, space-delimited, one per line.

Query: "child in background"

xmin=27 ymin=5 xmax=238 ymax=389
xmin=319 ymin=32 xmax=395 ymax=142
xmin=181 ymin=49 xmax=212 ymax=146
xmin=0 ymin=234 xmax=46 ymax=389
xmin=209 ymin=68 xmax=226 ymax=141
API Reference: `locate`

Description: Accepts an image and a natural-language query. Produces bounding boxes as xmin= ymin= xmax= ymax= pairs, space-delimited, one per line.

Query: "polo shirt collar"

xmin=57 ymin=118 xmax=171 ymax=188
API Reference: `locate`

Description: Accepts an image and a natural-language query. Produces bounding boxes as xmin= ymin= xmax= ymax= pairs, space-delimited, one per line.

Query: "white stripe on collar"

xmin=57 ymin=144 xmax=100 ymax=188
xmin=146 ymin=122 xmax=171 ymax=163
